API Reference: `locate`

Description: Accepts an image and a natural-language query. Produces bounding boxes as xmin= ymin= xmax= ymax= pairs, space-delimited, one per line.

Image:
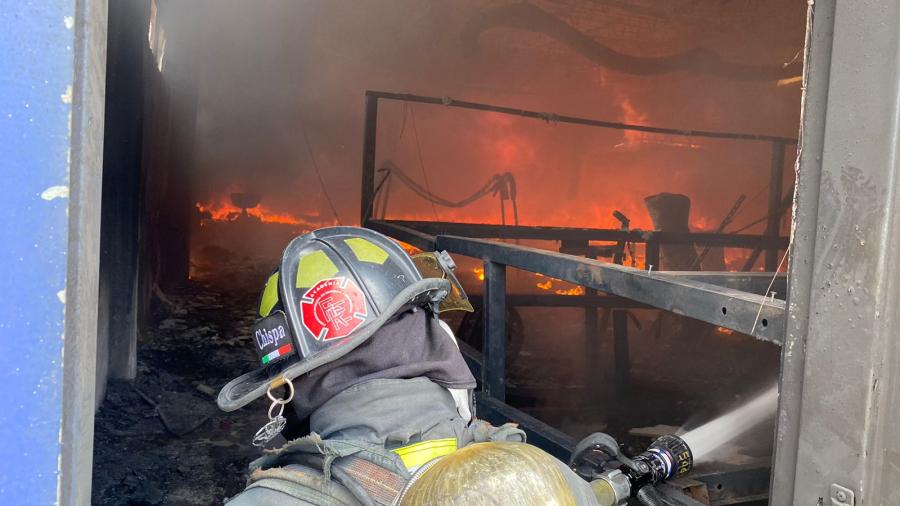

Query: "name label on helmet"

xmin=252 ymin=311 xmax=295 ymax=366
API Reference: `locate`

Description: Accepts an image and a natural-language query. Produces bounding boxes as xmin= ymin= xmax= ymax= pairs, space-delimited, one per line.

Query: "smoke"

xmin=152 ymin=0 xmax=802 ymax=445
xmin=155 ymin=0 xmax=804 ymax=235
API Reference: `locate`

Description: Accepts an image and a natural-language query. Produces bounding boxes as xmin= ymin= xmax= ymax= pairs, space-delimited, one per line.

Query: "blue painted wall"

xmin=0 ymin=1 xmax=77 ymax=503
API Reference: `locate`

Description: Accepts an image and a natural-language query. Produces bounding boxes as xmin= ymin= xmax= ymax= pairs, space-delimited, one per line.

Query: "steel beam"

xmin=691 ymin=464 xmax=770 ymax=505
xmin=482 ymin=261 xmax=507 ymax=401
xmin=457 ymin=339 xmax=483 ymax=381
xmin=382 ymin=219 xmax=790 ymax=250
xmin=474 ymin=393 xmax=576 ymax=461
xmin=468 ymin=293 xmax=651 ymax=309
xmin=365 ymin=219 xmax=436 ymax=251
xmin=437 ymin=236 xmax=785 ymax=344
xmin=665 ymin=272 xmax=787 ymax=298
xmin=366 ymin=90 xmax=797 ymax=145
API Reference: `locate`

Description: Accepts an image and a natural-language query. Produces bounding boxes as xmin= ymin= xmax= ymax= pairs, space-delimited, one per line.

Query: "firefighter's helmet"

xmin=217 ymin=226 xmax=470 ymax=412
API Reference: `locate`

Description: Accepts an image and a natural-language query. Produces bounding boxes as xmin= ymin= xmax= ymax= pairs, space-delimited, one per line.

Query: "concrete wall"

xmin=97 ymin=0 xmax=150 ymax=393
xmin=773 ymin=1 xmax=900 ymax=504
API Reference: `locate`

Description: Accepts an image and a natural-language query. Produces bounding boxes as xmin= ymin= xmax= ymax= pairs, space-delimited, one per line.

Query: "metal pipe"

xmin=366 ymin=91 xmax=798 ymax=144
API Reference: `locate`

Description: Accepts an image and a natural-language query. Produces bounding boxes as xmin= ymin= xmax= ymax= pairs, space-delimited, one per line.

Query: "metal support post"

xmin=482 ymin=261 xmax=507 ymax=402
xmin=564 ymin=240 xmax=601 ymax=394
xmin=612 ymin=310 xmax=630 ymax=395
xmin=645 ymin=237 xmax=661 ymax=271
xmin=765 ymin=140 xmax=785 ymax=271
xmin=359 ymin=93 xmax=378 ymax=225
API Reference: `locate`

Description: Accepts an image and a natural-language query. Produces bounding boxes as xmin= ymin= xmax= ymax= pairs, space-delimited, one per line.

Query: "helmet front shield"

xmin=411 ymin=251 xmax=474 ymax=313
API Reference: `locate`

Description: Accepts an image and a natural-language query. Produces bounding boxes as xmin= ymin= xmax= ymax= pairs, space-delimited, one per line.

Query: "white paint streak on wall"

xmin=61 ymin=85 xmax=73 ymax=104
xmin=41 ymin=186 xmax=70 ymax=201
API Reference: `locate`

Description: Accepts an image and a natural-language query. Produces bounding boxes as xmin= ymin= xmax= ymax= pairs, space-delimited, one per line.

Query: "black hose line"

xmin=636 ymin=486 xmax=692 ymax=506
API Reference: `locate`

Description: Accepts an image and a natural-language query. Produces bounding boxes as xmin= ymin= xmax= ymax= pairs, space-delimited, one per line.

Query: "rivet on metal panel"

xmin=830 ymin=483 xmax=854 ymax=506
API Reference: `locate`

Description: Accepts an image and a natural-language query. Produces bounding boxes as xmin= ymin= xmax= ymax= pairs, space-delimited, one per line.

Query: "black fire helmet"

xmin=217 ymin=226 xmax=470 ymax=412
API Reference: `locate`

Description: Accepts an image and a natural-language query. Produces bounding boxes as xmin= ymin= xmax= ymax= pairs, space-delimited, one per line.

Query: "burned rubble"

xmin=92 ymin=270 xmax=274 ymax=505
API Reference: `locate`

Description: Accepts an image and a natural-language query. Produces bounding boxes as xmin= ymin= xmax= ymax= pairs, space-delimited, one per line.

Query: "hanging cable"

xmin=377 ymin=161 xmax=518 ymax=226
xmin=409 ymin=105 xmax=440 ymax=221
xmin=728 ymin=182 xmax=769 ymax=224
xmin=373 ymin=170 xmax=393 ymax=220
xmin=731 ymin=191 xmax=793 ymax=235
xmin=689 ymin=193 xmax=746 ymax=270
xmin=388 ymin=102 xmax=409 ymax=158
xmin=299 ymin=119 xmax=342 ymax=225
xmin=730 ymin=214 xmax=770 ymax=234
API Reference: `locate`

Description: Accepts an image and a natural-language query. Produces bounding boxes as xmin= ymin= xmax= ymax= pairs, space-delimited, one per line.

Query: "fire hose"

xmin=570 ymin=432 xmax=699 ymax=506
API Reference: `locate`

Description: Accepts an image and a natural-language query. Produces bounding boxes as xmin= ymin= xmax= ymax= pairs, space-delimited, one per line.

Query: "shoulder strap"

xmin=332 ymin=456 xmax=407 ymax=506
xmin=232 ymin=464 xmax=361 ymax=506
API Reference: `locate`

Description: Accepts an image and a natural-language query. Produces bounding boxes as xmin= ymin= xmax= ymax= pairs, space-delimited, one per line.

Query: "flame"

xmin=473 ymin=267 xmax=485 ymax=281
xmin=395 ymin=240 xmax=421 ymax=256
xmin=716 ymin=326 xmax=735 ymax=335
xmin=534 ymin=273 xmax=585 ymax=296
xmin=617 ymin=95 xmax=649 ymax=148
xmin=555 ymin=286 xmax=586 ymax=296
xmin=196 ymin=198 xmax=316 ymax=228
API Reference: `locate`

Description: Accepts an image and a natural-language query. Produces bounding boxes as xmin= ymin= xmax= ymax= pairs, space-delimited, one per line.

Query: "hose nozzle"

xmin=632 ymin=434 xmax=693 ymax=486
xmin=583 ymin=434 xmax=694 ymax=506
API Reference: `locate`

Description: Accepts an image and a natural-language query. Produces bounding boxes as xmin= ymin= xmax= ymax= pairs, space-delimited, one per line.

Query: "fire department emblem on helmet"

xmin=300 ymin=277 xmax=368 ymax=341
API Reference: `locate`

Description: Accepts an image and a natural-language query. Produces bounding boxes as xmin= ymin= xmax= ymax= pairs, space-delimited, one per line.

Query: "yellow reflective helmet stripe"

xmin=296 ymin=250 xmax=339 ymax=288
xmin=345 ymin=237 xmax=389 ymax=264
xmin=392 ymin=438 xmax=457 ymax=470
xmin=259 ymin=272 xmax=280 ymax=317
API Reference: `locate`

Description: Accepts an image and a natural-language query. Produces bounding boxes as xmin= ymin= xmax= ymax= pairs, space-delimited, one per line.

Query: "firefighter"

xmin=219 ymin=227 xmax=599 ymax=505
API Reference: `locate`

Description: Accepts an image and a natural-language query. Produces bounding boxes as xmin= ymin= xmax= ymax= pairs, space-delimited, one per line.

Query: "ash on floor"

xmin=92 ymin=277 xmax=276 ymax=505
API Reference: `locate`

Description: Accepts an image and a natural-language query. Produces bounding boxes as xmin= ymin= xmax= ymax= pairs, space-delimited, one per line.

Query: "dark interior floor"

xmin=92 ymin=266 xmax=779 ymax=505
xmin=92 ymin=273 xmax=274 ymax=505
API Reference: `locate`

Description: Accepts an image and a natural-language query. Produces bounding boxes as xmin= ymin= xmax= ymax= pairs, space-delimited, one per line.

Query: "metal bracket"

xmin=830 ymin=484 xmax=854 ymax=506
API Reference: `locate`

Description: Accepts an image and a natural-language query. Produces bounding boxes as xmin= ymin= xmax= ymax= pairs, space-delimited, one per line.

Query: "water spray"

xmin=680 ymin=385 xmax=778 ymax=462
xmin=572 ymin=386 xmax=779 ymax=505
xmin=570 ymin=433 xmax=694 ymax=506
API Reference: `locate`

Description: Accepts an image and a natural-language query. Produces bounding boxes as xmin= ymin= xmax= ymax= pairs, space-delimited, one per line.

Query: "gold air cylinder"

xmin=398 ymin=442 xmax=579 ymax=506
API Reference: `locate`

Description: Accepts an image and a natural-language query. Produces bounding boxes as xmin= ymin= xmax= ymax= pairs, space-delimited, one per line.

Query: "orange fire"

xmin=396 ymin=240 xmax=422 ymax=256
xmin=554 ymin=286 xmax=586 ymax=296
xmin=534 ymin=273 xmax=585 ymax=295
xmin=473 ymin=267 xmax=485 ymax=281
xmin=195 ymin=198 xmax=315 ymax=228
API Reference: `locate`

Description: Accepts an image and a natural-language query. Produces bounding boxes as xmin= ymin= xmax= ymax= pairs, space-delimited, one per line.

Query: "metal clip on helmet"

xmin=217 ymin=226 xmax=458 ymax=412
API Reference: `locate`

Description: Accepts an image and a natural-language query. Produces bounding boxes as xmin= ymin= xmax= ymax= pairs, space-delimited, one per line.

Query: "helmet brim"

xmin=217 ymin=277 xmax=451 ymax=412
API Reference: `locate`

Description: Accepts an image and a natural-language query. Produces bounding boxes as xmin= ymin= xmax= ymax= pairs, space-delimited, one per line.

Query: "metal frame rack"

xmin=360 ymin=91 xmax=793 ymax=503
